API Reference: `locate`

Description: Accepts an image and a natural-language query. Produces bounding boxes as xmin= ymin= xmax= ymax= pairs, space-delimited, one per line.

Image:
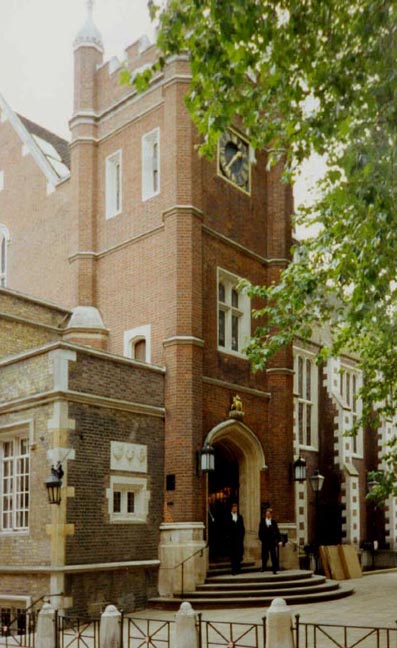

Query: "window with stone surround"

xmin=105 ymin=150 xmax=122 ymax=219
xmin=106 ymin=476 xmax=149 ymax=523
xmin=217 ymin=269 xmax=250 ymax=356
xmin=294 ymin=349 xmax=318 ymax=449
xmin=340 ymin=364 xmax=363 ymax=456
xmin=142 ymin=128 xmax=160 ymax=201
xmin=123 ymin=324 xmax=151 ymax=363
xmin=0 ymin=224 xmax=9 ymax=287
xmin=0 ymin=434 xmax=29 ymax=532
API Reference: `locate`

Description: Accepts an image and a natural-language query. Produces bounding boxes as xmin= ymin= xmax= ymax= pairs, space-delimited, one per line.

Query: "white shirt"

xmin=232 ymin=512 xmax=238 ymax=522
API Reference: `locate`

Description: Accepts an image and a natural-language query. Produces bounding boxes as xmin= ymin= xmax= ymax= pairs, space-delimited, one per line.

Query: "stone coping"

xmin=0 ymin=340 xmax=165 ymax=374
xmin=0 ymin=560 xmax=160 ymax=574
xmin=160 ymin=522 xmax=205 ymax=530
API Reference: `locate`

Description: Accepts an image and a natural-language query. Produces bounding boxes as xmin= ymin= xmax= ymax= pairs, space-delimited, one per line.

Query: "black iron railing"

xmin=294 ymin=615 xmax=397 ymax=648
xmin=126 ymin=617 xmax=171 ymax=648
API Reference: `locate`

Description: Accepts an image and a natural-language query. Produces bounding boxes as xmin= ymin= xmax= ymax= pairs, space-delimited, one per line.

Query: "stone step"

xmin=207 ymin=562 xmax=257 ymax=576
xmin=189 ymin=582 xmax=340 ymax=599
xmin=197 ymin=574 xmax=327 ymax=591
xmin=148 ymin=582 xmax=355 ymax=609
xmin=206 ymin=569 xmax=314 ymax=584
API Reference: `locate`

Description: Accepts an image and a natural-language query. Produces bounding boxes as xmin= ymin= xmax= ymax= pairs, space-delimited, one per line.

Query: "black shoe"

xmin=273 ymin=571 xmax=278 ymax=574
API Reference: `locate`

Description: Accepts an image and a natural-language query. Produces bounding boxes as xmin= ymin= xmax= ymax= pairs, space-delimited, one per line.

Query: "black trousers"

xmin=230 ymin=545 xmax=243 ymax=574
xmin=261 ymin=544 xmax=278 ymax=572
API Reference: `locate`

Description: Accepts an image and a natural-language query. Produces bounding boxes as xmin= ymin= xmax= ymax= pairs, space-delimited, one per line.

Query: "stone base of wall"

xmin=361 ymin=549 xmax=397 ymax=571
xmin=66 ymin=567 xmax=159 ymax=617
xmin=158 ymin=522 xmax=207 ymax=596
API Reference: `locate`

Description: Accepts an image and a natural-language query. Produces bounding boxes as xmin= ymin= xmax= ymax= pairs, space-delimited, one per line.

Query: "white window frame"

xmin=0 ymin=430 xmax=30 ymax=533
xmin=294 ymin=349 xmax=318 ymax=450
xmin=106 ymin=476 xmax=150 ymax=524
xmin=340 ymin=364 xmax=363 ymax=457
xmin=123 ymin=324 xmax=151 ymax=363
xmin=0 ymin=224 xmax=10 ymax=288
xmin=217 ymin=268 xmax=250 ymax=357
xmin=142 ymin=128 xmax=160 ymax=201
xmin=105 ymin=150 xmax=122 ymax=219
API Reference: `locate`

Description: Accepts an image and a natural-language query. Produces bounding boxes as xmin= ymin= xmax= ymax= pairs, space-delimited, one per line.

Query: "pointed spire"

xmin=73 ymin=0 xmax=104 ymax=53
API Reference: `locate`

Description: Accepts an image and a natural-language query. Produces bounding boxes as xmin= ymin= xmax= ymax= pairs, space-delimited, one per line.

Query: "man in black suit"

xmin=227 ymin=502 xmax=245 ymax=575
xmin=258 ymin=507 xmax=281 ymax=574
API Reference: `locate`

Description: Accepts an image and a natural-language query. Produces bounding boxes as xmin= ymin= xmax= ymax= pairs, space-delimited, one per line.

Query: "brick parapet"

xmin=0 ymin=289 xmax=70 ymax=327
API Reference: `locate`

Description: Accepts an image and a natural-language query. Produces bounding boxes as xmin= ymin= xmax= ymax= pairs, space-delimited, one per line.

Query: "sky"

xmin=0 ymin=0 xmax=156 ymax=138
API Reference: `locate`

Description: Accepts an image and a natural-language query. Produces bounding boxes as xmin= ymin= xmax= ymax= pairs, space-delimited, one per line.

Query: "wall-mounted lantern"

xmin=293 ymin=456 xmax=307 ymax=482
xmin=200 ymin=444 xmax=215 ymax=473
xmin=45 ymin=463 xmax=64 ymax=505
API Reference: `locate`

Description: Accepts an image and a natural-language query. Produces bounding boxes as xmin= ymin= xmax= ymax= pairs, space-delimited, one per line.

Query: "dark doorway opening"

xmin=208 ymin=445 xmax=239 ymax=561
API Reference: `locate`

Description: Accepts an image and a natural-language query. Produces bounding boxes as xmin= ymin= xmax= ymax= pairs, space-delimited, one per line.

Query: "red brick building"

xmin=0 ymin=2 xmax=395 ymax=615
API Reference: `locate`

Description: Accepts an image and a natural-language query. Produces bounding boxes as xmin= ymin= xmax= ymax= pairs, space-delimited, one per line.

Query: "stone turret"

xmin=69 ymin=0 xmax=102 ymax=310
xmin=72 ymin=0 xmax=104 ymax=114
xmin=68 ymin=1 xmax=107 ymax=348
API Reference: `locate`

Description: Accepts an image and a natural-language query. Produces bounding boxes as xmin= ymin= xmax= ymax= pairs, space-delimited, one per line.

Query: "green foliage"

xmin=137 ymin=0 xmax=397 ymax=493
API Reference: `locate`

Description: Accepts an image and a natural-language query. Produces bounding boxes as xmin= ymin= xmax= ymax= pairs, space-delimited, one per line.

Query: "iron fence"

xmin=204 ymin=620 xmax=263 ymax=648
xmin=126 ymin=617 xmax=171 ymax=648
xmin=3 ymin=607 xmax=397 ymax=648
xmin=0 ymin=612 xmax=36 ymax=648
xmin=56 ymin=615 xmax=100 ymax=648
xmin=294 ymin=615 xmax=397 ymax=648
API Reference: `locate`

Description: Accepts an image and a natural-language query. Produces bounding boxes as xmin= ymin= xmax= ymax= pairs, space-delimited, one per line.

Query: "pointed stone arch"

xmin=204 ymin=420 xmax=266 ymax=560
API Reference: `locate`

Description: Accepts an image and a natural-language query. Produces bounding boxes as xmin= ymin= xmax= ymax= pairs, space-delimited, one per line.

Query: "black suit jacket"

xmin=227 ymin=513 xmax=245 ymax=552
xmin=258 ymin=518 xmax=281 ymax=548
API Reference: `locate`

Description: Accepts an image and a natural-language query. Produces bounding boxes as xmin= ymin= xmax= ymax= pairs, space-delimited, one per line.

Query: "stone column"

xmin=266 ymin=598 xmax=295 ymax=648
xmin=175 ymin=602 xmax=199 ymax=648
xmin=36 ymin=603 xmax=56 ymax=648
xmin=100 ymin=605 xmax=121 ymax=648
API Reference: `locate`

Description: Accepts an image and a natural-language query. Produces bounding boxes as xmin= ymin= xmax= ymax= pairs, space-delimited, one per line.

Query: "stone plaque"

xmin=110 ymin=441 xmax=147 ymax=473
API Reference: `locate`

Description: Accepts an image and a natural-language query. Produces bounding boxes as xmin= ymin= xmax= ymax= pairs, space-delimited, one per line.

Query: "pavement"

xmin=134 ymin=569 xmax=397 ymax=628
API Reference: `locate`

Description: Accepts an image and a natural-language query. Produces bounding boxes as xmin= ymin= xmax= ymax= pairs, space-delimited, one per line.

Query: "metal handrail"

xmin=174 ymin=544 xmax=208 ymax=598
xmin=174 ymin=544 xmax=208 ymax=571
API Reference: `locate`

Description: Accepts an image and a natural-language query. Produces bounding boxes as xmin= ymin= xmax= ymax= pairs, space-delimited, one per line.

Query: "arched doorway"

xmin=204 ymin=420 xmax=267 ymax=563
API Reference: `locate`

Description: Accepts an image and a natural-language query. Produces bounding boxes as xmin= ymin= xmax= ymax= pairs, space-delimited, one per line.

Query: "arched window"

xmin=0 ymin=225 xmax=10 ymax=288
xmin=123 ymin=325 xmax=151 ymax=363
xmin=132 ymin=338 xmax=146 ymax=362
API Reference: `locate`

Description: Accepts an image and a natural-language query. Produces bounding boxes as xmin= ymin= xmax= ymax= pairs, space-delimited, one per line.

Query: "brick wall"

xmin=65 ymin=403 xmax=163 ymax=565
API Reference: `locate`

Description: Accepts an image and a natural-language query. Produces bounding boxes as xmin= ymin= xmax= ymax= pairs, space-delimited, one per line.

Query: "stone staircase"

xmin=149 ymin=562 xmax=355 ymax=609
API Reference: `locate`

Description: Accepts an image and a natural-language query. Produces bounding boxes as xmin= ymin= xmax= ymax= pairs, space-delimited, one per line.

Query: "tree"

xmin=128 ymin=0 xmax=397 ymax=495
